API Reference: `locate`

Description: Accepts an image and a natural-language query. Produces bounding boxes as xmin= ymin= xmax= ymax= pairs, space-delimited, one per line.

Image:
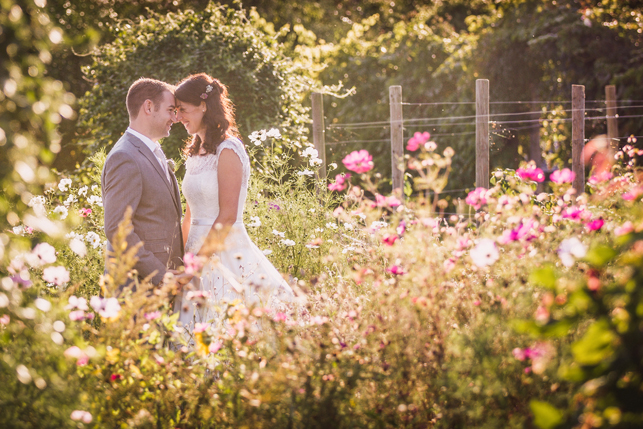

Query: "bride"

xmin=172 ymin=73 xmax=295 ymax=333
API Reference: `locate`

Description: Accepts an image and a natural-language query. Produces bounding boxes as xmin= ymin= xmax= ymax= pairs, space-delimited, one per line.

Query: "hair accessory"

xmin=200 ymin=84 xmax=214 ymax=100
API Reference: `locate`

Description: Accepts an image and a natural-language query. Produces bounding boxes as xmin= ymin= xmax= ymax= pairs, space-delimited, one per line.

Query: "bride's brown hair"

xmin=175 ymin=73 xmax=240 ymax=157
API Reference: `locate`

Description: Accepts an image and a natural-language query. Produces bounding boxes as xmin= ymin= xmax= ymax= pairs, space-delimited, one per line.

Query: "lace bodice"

xmin=183 ymin=137 xmax=250 ymax=224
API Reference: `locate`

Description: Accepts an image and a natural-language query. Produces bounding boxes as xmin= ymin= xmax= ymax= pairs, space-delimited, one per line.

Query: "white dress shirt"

xmin=126 ymin=127 xmax=170 ymax=182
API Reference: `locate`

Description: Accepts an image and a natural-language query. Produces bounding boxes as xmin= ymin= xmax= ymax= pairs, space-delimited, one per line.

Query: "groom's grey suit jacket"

xmin=101 ymin=132 xmax=184 ymax=286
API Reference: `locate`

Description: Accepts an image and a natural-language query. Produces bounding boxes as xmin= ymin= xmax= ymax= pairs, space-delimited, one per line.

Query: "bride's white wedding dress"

xmin=175 ymin=137 xmax=294 ymax=333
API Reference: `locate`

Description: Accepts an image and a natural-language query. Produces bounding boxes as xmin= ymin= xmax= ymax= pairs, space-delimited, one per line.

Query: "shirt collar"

xmin=126 ymin=127 xmax=161 ymax=154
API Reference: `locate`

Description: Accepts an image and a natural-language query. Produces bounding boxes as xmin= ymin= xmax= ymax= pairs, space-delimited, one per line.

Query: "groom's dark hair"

xmin=126 ymin=78 xmax=174 ymax=120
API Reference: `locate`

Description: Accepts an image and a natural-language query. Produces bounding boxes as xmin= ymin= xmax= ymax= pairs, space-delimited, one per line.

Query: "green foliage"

xmin=77 ymin=3 xmax=312 ymax=166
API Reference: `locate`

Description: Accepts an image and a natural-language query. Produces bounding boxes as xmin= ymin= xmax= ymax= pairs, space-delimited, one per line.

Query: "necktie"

xmin=153 ymin=145 xmax=171 ymax=183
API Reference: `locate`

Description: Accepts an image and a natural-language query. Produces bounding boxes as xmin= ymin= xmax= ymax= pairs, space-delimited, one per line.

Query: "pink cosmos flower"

xmin=586 ymin=218 xmax=604 ymax=232
xmin=615 ymin=221 xmax=634 ymax=236
xmin=382 ymin=234 xmax=398 ymax=246
xmin=183 ymin=252 xmax=204 ymax=276
xmin=0 ymin=315 xmax=10 ymax=325
xmin=516 ymin=165 xmax=545 ymax=182
xmin=373 ymin=194 xmax=401 ymax=208
xmin=144 ymin=311 xmax=161 ymax=321
xmin=512 ymin=348 xmax=527 ymax=361
xmin=42 ymin=266 xmax=69 ymax=286
xmin=562 ymin=206 xmax=590 ymax=222
xmin=386 ymin=265 xmax=405 ymax=275
xmin=550 ymin=168 xmax=575 ymax=184
xmin=78 ymin=208 xmax=92 ymax=217
xmin=64 ymin=346 xmax=89 ymax=366
xmin=396 ymin=220 xmax=406 ymax=236
xmin=194 ymin=322 xmax=208 ymax=333
xmin=328 ymin=173 xmax=351 ymax=192
xmin=622 ymin=187 xmax=643 ymax=201
xmin=588 ymin=171 xmax=613 ymax=184
xmin=443 ymin=258 xmax=456 ymax=272
xmin=406 ymin=132 xmax=431 ymax=151
xmin=465 ymin=187 xmax=488 ymax=210
xmin=209 ymin=341 xmax=223 ymax=353
xmin=273 ymin=312 xmax=287 ymax=322
xmin=342 ymin=150 xmax=374 ymax=174
xmin=498 ymin=219 xmax=537 ymax=244
xmin=89 ymin=296 xmax=121 ymax=319
xmin=110 ymin=374 xmax=122 ymax=381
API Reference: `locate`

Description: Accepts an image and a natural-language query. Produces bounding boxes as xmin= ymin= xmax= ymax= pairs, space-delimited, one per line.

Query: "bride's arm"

xmin=182 ymin=202 xmax=192 ymax=249
xmin=197 ymin=149 xmax=243 ymax=257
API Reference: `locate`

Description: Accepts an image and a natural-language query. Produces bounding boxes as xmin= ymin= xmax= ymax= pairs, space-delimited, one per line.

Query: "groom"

xmin=102 ymin=77 xmax=186 ymax=288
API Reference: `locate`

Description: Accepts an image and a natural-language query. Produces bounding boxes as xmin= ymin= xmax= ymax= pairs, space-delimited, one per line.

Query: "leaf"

xmin=530 ymin=400 xmax=564 ymax=429
xmin=529 ymin=266 xmax=557 ymax=290
xmin=584 ymin=245 xmax=617 ymax=268
xmin=571 ymin=319 xmax=616 ymax=366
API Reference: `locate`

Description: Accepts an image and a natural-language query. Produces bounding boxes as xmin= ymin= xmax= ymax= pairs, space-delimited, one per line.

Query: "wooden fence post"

xmin=572 ymin=85 xmax=585 ymax=194
xmin=476 ymin=79 xmax=490 ymax=189
xmin=606 ymin=85 xmax=619 ymax=151
xmin=311 ymin=92 xmax=326 ymax=180
xmin=389 ymin=85 xmax=404 ymax=196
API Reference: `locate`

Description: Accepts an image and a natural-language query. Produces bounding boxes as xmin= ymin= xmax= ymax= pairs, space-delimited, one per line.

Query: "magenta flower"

xmin=78 ymin=208 xmax=92 ymax=217
xmin=396 ymin=220 xmax=406 ymax=236
xmin=562 ymin=206 xmax=589 ymax=222
xmin=498 ymin=219 xmax=536 ymax=244
xmin=183 ymin=252 xmax=203 ymax=275
xmin=328 ymin=173 xmax=351 ymax=192
xmin=382 ymin=234 xmax=398 ymax=246
xmin=64 ymin=346 xmax=89 ymax=366
xmin=550 ymin=168 xmax=575 ymax=184
xmin=342 ymin=150 xmax=374 ymax=174
xmin=622 ymin=187 xmax=643 ymax=201
xmin=586 ymin=218 xmax=604 ymax=232
xmin=516 ymin=165 xmax=545 ymax=182
xmin=465 ymin=187 xmax=488 ymax=210
xmin=273 ymin=312 xmax=288 ymax=322
xmin=386 ymin=265 xmax=405 ymax=275
xmin=42 ymin=266 xmax=69 ymax=286
xmin=406 ymin=132 xmax=430 ymax=151
xmin=512 ymin=348 xmax=527 ymax=361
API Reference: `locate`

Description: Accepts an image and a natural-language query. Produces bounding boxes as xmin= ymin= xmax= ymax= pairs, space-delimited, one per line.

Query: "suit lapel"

xmin=127 ymin=135 xmax=181 ymax=213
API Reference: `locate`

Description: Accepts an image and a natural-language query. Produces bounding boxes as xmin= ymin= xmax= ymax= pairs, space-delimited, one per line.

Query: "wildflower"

xmin=443 ymin=147 xmax=455 ymax=157
xmin=32 ymin=242 xmax=57 ymax=265
xmin=70 ymin=410 xmax=92 ymax=424
xmin=110 ymin=374 xmax=122 ymax=381
xmin=325 ymin=222 xmax=338 ymax=230
xmin=586 ymin=218 xmax=604 ymax=232
xmin=78 ymin=208 xmax=92 ymax=217
xmin=311 ymin=315 xmax=328 ymax=325
xmin=382 ymin=234 xmax=398 ymax=246
xmin=550 ymin=168 xmax=575 ymax=184
xmin=343 ymin=223 xmax=354 ymax=230
xmin=86 ymin=231 xmax=101 ymax=248
xmin=28 ymin=195 xmax=46 ymax=217
xmin=69 ymin=237 xmax=87 ymax=257
xmin=90 ymin=296 xmax=121 ymax=319
xmin=63 ymin=194 xmax=77 ymax=206
xmin=425 ymin=141 xmax=438 ymax=152
xmin=185 ymin=290 xmax=211 ymax=301
xmin=194 ymin=323 xmax=208 ymax=333
xmin=297 ymin=169 xmax=314 ymax=176
xmin=374 ymin=194 xmax=401 ymax=208
xmin=184 ymin=253 xmax=204 ymax=275
xmin=512 ymin=348 xmax=527 ymax=361
xmin=406 ymin=132 xmax=430 ymax=151
xmin=64 ymin=346 xmax=89 ymax=366
xmin=53 ymin=205 xmax=68 ymax=220
xmin=86 ymin=195 xmax=103 ymax=206
xmin=34 ymin=298 xmax=51 ymax=312
xmin=387 ymin=265 xmax=405 ymax=275
xmin=558 ymin=237 xmax=587 ymax=267
xmin=58 ymin=178 xmax=72 ymax=192
xmin=370 ymin=221 xmax=388 ymax=231
xmin=209 ymin=341 xmax=223 ymax=353
xmin=42 ymin=266 xmax=69 ymax=286
xmin=66 ymin=296 xmax=89 ymax=311
xmin=328 ymin=173 xmax=351 ymax=192
xmin=615 ymin=221 xmax=634 ymax=236
xmin=588 ymin=171 xmax=613 ymax=184
xmin=562 ymin=206 xmax=589 ymax=222
xmin=273 ymin=312 xmax=288 ymax=322
xmin=78 ymin=186 xmax=88 ymax=196
xmin=302 ymin=147 xmax=319 ymax=158
xmin=470 ymin=239 xmax=499 ymax=267
xmin=465 ymin=188 xmax=488 ymax=210
xmin=516 ymin=164 xmax=545 ymax=182
xmin=0 ymin=315 xmax=9 ymax=325
xmin=622 ymin=187 xmax=643 ymax=201
xmin=268 ymin=202 xmax=281 ymax=210
xmin=145 ymin=311 xmax=161 ymax=321
xmin=397 ymin=220 xmax=406 ymax=236
xmin=272 ymin=229 xmax=285 ymax=237
xmin=247 ymin=216 xmax=261 ymax=227
xmin=280 ymin=239 xmax=296 ymax=246
xmin=266 ymin=128 xmax=281 ymax=138
xmin=13 ymin=225 xmax=24 ymax=235
xmin=306 ymin=238 xmax=322 ymax=249
xmin=342 ymin=150 xmax=374 ymax=174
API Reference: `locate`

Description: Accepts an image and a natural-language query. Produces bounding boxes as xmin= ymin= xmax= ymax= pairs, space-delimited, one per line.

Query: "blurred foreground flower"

xmin=557 ymin=237 xmax=587 ymax=267
xmin=550 ymin=168 xmax=575 ymax=184
xmin=70 ymin=410 xmax=92 ymax=423
xmin=90 ymin=296 xmax=121 ymax=320
xmin=516 ymin=164 xmax=545 ymax=182
xmin=465 ymin=188 xmax=489 ymax=210
xmin=406 ymin=131 xmax=430 ymax=151
xmin=42 ymin=266 xmax=70 ymax=286
xmin=470 ymin=239 xmax=499 ymax=267
xmin=328 ymin=173 xmax=351 ymax=192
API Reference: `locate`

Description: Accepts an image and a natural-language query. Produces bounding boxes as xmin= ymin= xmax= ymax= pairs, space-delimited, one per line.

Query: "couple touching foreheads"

xmin=101 ymin=74 xmax=295 ymax=335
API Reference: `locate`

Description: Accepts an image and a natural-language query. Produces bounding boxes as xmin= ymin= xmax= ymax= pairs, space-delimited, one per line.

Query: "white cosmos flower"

xmin=78 ymin=186 xmax=88 ymax=197
xmin=343 ymin=223 xmax=354 ymax=230
xmin=302 ymin=147 xmax=319 ymax=158
xmin=309 ymin=158 xmax=323 ymax=167
xmin=91 ymin=185 xmax=99 ymax=192
xmin=280 ymin=239 xmax=296 ymax=246
xmin=262 ymin=249 xmax=273 ymax=255
xmin=558 ymin=237 xmax=587 ymax=267
xmin=53 ymin=205 xmax=68 ymax=220
xmin=64 ymin=194 xmax=77 ymax=206
xmin=370 ymin=221 xmax=388 ymax=230
xmin=13 ymin=225 xmax=24 ymax=235
xmin=247 ymin=216 xmax=261 ymax=227
xmin=297 ymin=169 xmax=315 ymax=176
xmin=28 ymin=195 xmax=46 ymax=217
xmin=266 ymin=128 xmax=281 ymax=138
xmin=470 ymin=238 xmax=499 ymax=267
xmin=272 ymin=229 xmax=285 ymax=238
xmin=58 ymin=178 xmax=72 ymax=192
xmin=85 ymin=231 xmax=101 ymax=249
xmin=325 ymin=222 xmax=338 ymax=230
xmin=329 ymin=162 xmax=338 ymax=170
xmin=86 ymin=195 xmax=103 ymax=207
xmin=69 ymin=237 xmax=87 ymax=257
